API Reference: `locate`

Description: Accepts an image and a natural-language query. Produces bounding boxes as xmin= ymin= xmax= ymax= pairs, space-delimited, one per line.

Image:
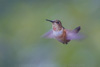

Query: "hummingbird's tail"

xmin=73 ymin=26 xmax=81 ymax=33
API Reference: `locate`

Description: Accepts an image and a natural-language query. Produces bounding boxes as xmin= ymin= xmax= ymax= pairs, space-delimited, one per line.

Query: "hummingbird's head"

xmin=46 ymin=19 xmax=63 ymax=31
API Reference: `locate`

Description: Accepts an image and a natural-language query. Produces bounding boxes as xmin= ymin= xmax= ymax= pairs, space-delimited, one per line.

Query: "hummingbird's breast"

xmin=53 ymin=29 xmax=63 ymax=37
xmin=53 ymin=29 xmax=69 ymax=44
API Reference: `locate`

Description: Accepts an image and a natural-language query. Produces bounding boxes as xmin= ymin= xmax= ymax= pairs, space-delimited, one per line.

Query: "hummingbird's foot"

xmin=62 ymin=42 xmax=65 ymax=44
xmin=66 ymin=42 xmax=68 ymax=44
xmin=62 ymin=42 xmax=68 ymax=44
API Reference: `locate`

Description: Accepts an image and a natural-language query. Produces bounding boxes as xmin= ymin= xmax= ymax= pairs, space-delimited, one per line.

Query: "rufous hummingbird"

xmin=43 ymin=19 xmax=81 ymax=44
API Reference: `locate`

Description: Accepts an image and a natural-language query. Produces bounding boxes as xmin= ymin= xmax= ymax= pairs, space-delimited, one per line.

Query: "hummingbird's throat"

xmin=53 ymin=26 xmax=63 ymax=31
xmin=53 ymin=27 xmax=56 ymax=31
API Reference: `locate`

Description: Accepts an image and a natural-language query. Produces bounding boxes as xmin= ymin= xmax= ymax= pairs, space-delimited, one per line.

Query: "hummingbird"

xmin=42 ymin=19 xmax=81 ymax=44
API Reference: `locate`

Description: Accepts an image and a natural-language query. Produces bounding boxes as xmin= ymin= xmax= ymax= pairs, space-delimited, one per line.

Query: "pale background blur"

xmin=0 ymin=0 xmax=100 ymax=67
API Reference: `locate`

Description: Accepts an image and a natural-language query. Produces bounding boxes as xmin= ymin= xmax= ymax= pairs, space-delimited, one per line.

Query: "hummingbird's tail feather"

xmin=73 ymin=26 xmax=81 ymax=33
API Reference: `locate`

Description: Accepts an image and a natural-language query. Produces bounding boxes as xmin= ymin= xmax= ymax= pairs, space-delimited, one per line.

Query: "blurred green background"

xmin=0 ymin=0 xmax=100 ymax=67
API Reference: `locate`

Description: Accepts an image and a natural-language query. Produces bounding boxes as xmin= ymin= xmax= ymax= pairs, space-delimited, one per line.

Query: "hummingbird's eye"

xmin=56 ymin=22 xmax=59 ymax=24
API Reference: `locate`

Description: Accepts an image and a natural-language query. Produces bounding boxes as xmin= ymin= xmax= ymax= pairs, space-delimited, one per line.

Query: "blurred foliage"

xmin=0 ymin=0 xmax=100 ymax=67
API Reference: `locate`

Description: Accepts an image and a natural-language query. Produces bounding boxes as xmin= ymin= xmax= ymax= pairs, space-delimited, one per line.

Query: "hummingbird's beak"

xmin=46 ymin=19 xmax=54 ymax=23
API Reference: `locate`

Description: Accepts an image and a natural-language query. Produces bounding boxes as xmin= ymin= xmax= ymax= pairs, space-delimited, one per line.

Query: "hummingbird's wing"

xmin=66 ymin=26 xmax=84 ymax=40
xmin=42 ymin=30 xmax=54 ymax=38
